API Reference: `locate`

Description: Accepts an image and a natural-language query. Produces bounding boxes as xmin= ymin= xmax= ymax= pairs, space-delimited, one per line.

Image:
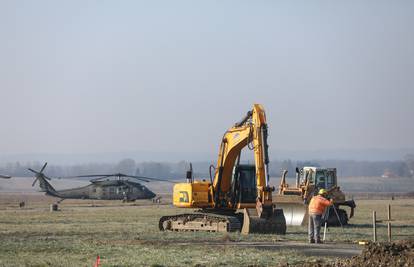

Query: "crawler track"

xmin=159 ymin=209 xmax=286 ymax=234
xmin=159 ymin=213 xmax=242 ymax=232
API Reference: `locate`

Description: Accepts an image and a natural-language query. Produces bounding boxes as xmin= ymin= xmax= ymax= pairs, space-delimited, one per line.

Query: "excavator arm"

xmin=211 ymin=104 xmax=285 ymax=234
xmin=212 ymin=104 xmax=273 ymax=212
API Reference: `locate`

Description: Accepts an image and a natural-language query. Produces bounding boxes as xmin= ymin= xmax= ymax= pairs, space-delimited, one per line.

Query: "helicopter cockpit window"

xmin=179 ymin=191 xmax=189 ymax=203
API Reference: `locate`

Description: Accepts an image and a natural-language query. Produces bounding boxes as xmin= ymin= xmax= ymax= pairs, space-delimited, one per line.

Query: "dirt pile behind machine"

xmin=276 ymin=167 xmax=356 ymax=226
xmin=159 ymin=104 xmax=286 ymax=235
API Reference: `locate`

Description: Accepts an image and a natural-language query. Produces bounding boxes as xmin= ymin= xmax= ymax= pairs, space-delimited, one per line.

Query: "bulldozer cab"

xmin=301 ymin=167 xmax=337 ymax=190
xmin=232 ymin=164 xmax=257 ymax=204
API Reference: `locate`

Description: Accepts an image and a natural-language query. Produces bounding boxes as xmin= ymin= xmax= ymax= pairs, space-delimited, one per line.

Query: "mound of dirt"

xmin=290 ymin=241 xmax=414 ymax=267
xmin=339 ymin=241 xmax=414 ymax=267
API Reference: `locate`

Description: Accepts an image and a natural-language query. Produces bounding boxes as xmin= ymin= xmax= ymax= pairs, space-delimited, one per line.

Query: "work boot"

xmin=309 ymin=239 xmax=315 ymax=244
xmin=316 ymin=240 xmax=323 ymax=244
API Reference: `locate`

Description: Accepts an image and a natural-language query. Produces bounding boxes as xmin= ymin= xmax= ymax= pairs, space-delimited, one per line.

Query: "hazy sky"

xmin=0 ymin=1 xmax=413 ymax=158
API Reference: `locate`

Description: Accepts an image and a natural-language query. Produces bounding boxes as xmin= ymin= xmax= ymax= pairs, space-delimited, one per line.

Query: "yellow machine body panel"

xmin=173 ymin=181 xmax=211 ymax=208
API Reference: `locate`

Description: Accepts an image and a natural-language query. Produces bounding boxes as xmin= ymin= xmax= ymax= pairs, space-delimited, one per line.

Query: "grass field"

xmin=0 ymin=194 xmax=413 ymax=267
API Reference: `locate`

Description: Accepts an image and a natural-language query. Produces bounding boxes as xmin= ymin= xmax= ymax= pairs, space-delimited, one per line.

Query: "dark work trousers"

xmin=308 ymin=213 xmax=322 ymax=242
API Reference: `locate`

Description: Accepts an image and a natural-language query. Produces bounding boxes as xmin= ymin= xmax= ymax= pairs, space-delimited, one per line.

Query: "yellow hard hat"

xmin=318 ymin=188 xmax=328 ymax=195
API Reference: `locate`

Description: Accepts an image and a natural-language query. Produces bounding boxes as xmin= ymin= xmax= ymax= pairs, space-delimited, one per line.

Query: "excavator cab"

xmin=232 ymin=164 xmax=257 ymax=204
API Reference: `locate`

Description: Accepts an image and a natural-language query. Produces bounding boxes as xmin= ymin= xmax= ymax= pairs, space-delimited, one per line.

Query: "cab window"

xmin=306 ymin=170 xmax=314 ymax=184
xmin=179 ymin=191 xmax=189 ymax=203
xmin=315 ymin=171 xmax=326 ymax=189
xmin=326 ymin=172 xmax=335 ymax=188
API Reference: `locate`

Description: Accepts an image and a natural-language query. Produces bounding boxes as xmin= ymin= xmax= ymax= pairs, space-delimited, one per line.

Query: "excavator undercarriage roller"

xmin=159 ymin=213 xmax=241 ymax=232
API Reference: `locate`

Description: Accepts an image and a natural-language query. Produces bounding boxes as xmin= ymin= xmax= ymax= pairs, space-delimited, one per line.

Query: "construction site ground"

xmin=0 ymin=192 xmax=413 ymax=266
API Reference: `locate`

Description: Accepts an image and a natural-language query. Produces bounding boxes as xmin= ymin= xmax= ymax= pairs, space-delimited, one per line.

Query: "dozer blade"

xmin=241 ymin=208 xmax=286 ymax=235
xmin=277 ymin=203 xmax=308 ymax=226
xmin=274 ymin=195 xmax=308 ymax=226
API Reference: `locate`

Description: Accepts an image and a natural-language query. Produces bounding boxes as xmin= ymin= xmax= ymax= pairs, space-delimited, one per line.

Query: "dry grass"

xmin=0 ymin=194 xmax=413 ymax=266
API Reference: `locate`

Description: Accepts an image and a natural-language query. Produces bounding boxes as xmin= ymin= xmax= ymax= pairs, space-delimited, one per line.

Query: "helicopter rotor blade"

xmin=28 ymin=162 xmax=50 ymax=186
xmin=28 ymin=168 xmax=39 ymax=175
xmin=59 ymin=174 xmax=115 ymax=179
xmin=89 ymin=176 xmax=113 ymax=182
xmin=125 ymin=176 xmax=150 ymax=182
xmin=40 ymin=162 xmax=48 ymax=173
xmin=126 ymin=175 xmax=175 ymax=183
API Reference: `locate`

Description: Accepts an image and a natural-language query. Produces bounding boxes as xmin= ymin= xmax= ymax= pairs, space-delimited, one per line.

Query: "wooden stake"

xmin=387 ymin=204 xmax=392 ymax=242
xmin=373 ymin=210 xmax=377 ymax=242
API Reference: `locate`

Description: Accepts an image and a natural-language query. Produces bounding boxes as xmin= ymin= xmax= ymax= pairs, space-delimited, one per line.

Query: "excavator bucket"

xmin=241 ymin=208 xmax=286 ymax=234
xmin=274 ymin=195 xmax=308 ymax=226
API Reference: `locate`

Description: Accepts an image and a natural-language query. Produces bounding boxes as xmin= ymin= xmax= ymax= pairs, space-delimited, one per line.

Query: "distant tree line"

xmin=0 ymin=159 xmax=188 ymax=180
xmin=1 ymin=155 xmax=413 ymax=179
xmin=268 ymin=159 xmax=412 ymax=178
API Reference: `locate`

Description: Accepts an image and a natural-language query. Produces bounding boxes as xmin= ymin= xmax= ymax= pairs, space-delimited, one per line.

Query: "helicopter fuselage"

xmin=43 ymin=180 xmax=156 ymax=201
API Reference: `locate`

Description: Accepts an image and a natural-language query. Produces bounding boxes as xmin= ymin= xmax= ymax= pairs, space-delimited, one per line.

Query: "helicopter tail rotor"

xmin=29 ymin=162 xmax=52 ymax=187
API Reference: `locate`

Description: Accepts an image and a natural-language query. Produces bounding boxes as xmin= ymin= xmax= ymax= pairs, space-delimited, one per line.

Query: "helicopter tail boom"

xmin=29 ymin=163 xmax=61 ymax=197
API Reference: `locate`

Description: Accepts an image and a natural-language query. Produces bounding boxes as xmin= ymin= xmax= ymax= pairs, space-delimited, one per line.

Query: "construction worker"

xmin=308 ymin=188 xmax=333 ymax=243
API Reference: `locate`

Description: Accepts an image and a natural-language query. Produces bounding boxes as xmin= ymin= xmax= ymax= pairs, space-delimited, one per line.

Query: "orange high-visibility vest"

xmin=308 ymin=195 xmax=332 ymax=215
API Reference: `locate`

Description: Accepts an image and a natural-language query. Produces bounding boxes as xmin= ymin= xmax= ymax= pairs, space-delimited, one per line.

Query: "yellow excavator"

xmin=276 ymin=167 xmax=356 ymax=226
xmin=159 ymin=104 xmax=286 ymax=234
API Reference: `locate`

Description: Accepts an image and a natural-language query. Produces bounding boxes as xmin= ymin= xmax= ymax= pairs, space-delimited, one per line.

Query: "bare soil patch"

xmin=294 ymin=240 xmax=414 ymax=267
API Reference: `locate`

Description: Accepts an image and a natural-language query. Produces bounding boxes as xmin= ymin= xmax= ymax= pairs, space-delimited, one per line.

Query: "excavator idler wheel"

xmin=241 ymin=208 xmax=286 ymax=235
xmin=162 ymin=220 xmax=172 ymax=231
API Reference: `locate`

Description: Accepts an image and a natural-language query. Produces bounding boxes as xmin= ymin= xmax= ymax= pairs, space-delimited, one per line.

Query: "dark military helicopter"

xmin=28 ymin=163 xmax=170 ymax=202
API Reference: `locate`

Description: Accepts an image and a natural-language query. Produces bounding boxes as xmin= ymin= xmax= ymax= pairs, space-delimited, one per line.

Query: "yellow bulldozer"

xmin=159 ymin=104 xmax=286 ymax=234
xmin=276 ymin=166 xmax=356 ymax=226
